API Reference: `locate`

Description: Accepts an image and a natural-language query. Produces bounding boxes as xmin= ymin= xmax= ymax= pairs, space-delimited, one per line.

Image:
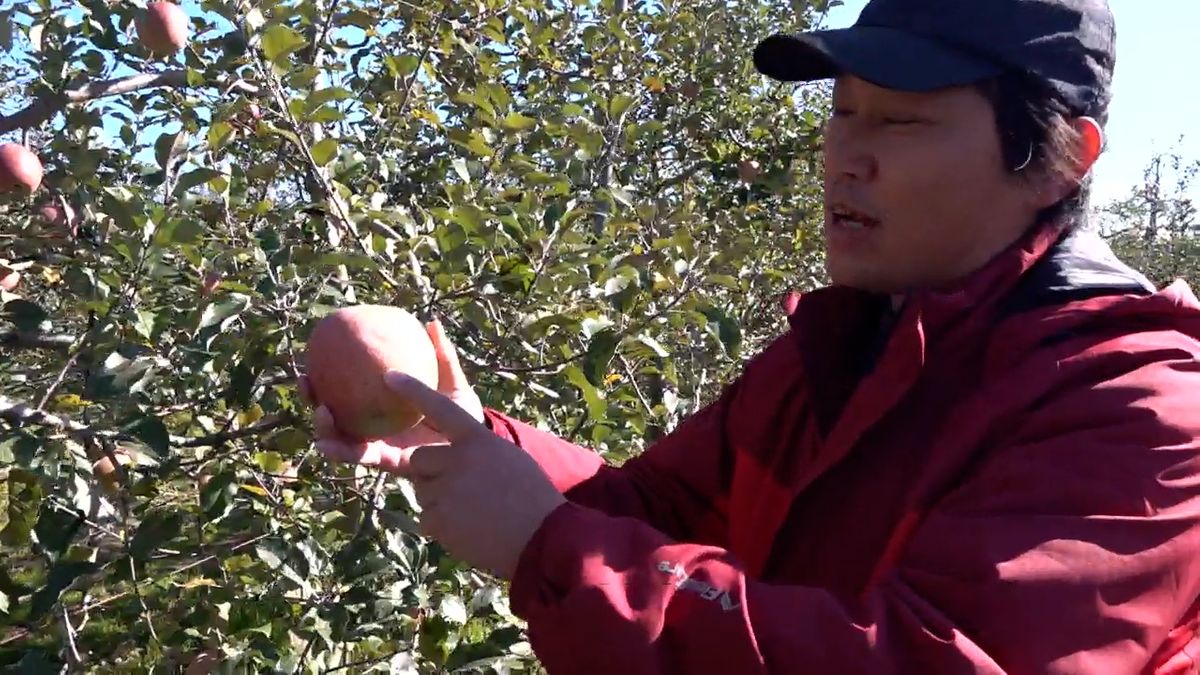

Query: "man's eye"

xmin=831 ymin=108 xmax=853 ymax=118
xmin=883 ymin=117 xmax=921 ymax=125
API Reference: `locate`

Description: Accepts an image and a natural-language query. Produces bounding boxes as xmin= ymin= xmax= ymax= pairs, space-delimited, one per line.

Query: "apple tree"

xmin=0 ymin=0 xmax=835 ymax=671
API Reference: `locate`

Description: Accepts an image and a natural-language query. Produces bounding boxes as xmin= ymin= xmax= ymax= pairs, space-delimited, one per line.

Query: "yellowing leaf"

xmin=239 ymin=484 xmax=270 ymax=498
xmin=176 ymin=577 xmax=220 ymax=589
xmin=239 ymin=404 xmax=264 ymax=426
xmin=644 ymin=76 xmax=666 ymax=93
xmin=49 ymin=394 xmax=90 ymax=414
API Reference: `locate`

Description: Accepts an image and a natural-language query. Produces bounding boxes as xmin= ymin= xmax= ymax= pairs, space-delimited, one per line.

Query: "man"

xmin=304 ymin=0 xmax=1200 ymax=672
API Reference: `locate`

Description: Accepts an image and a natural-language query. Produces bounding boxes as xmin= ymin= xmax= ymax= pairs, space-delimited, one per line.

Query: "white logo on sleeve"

xmin=656 ymin=560 xmax=742 ymax=612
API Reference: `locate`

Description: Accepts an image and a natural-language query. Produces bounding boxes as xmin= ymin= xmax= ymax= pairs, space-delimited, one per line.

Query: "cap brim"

xmin=753 ymin=27 xmax=1004 ymax=91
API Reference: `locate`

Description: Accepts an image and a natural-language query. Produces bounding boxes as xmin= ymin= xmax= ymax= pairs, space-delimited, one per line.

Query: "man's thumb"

xmin=384 ymin=371 xmax=482 ymax=440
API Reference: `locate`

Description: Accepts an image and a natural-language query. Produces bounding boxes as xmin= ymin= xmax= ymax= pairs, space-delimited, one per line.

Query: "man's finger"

xmin=426 ymin=319 xmax=470 ymax=393
xmin=384 ymin=371 xmax=484 ymax=441
xmin=313 ymin=405 xmax=341 ymax=440
xmin=406 ymin=443 xmax=465 ymax=480
xmin=298 ymin=376 xmax=316 ymax=407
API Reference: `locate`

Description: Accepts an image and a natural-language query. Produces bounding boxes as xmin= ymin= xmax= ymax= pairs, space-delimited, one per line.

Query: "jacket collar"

xmin=786 ymin=213 xmax=1156 ymax=407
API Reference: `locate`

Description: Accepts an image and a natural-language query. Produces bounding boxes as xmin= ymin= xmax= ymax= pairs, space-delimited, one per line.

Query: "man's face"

xmin=821 ymin=75 xmax=1044 ymax=293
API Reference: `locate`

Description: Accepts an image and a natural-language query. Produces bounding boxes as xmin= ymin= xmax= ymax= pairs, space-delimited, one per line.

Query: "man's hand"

xmin=383 ymin=370 xmax=567 ymax=579
xmin=299 ymin=319 xmax=484 ymax=473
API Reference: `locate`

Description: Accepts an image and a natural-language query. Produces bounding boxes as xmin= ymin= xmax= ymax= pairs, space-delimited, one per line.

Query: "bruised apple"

xmin=304 ymin=305 xmax=439 ymax=441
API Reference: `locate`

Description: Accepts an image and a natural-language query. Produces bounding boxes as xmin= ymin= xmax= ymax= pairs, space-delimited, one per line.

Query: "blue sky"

xmin=822 ymin=0 xmax=1199 ymax=206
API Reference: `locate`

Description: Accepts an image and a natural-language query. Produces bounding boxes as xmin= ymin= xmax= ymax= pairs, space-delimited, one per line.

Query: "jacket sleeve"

xmin=483 ymin=385 xmax=735 ymax=546
xmin=505 ymin=349 xmax=1200 ymax=674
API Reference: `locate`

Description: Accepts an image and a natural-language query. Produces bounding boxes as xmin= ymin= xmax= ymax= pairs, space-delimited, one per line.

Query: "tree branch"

xmin=0 ymin=330 xmax=74 ymax=352
xmin=0 ymin=395 xmax=297 ymax=449
xmin=0 ymin=71 xmax=259 ymax=134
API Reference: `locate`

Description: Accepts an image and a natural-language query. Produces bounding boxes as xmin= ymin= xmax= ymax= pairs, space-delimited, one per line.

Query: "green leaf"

xmin=609 ymin=94 xmax=637 ymax=119
xmin=28 ymin=560 xmax=98 ymax=622
xmin=170 ymin=219 xmax=205 ymax=245
xmin=256 ymin=541 xmax=285 ymax=570
xmin=262 ymin=25 xmax=307 ymax=64
xmin=440 ymin=595 xmax=468 ymax=625
xmin=307 ymin=87 xmax=352 ymax=109
xmin=130 ymin=509 xmax=184 ymax=561
xmin=253 ymin=451 xmax=287 ymax=474
xmin=584 ymin=332 xmax=621 ymax=381
xmin=173 ymin=168 xmax=223 ymax=195
xmin=155 ymin=130 xmax=188 ymax=172
xmin=133 ymin=309 xmax=156 ymax=340
xmin=228 ymin=360 xmax=257 ymax=408
xmin=564 ymin=365 xmax=606 ymax=422
xmin=33 ymin=504 xmax=83 ymax=562
xmin=501 ymin=112 xmax=537 ymax=132
xmin=126 ymin=416 xmax=170 ymax=456
xmin=703 ymin=306 xmax=743 ymax=357
xmin=2 ymin=299 xmax=50 ymax=332
xmin=311 ymin=138 xmax=338 ymax=166
xmin=636 ymin=334 xmax=670 ymax=358
xmin=245 ymin=7 xmax=266 ymax=29
xmin=609 ymin=186 xmax=635 ymax=209
xmin=200 ymin=472 xmax=237 ymax=523
xmin=452 ymin=157 xmax=471 ymax=183
xmin=198 ymin=293 xmax=251 ymax=331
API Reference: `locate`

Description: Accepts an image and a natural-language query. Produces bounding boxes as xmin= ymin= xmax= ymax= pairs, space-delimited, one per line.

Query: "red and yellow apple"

xmin=0 ymin=143 xmax=43 ymax=193
xmin=199 ymin=270 xmax=221 ymax=297
xmin=136 ymin=1 xmax=189 ymax=56
xmin=0 ymin=265 xmax=19 ymax=292
xmin=304 ymin=305 xmax=440 ymax=441
xmin=37 ymin=200 xmax=78 ymax=237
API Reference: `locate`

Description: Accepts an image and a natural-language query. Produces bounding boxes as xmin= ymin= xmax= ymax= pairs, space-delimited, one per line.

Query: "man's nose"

xmin=824 ymin=128 xmax=877 ymax=182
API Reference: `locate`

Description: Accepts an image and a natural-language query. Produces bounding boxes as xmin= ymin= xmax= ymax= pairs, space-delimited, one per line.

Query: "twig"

xmin=1 ymin=395 xmax=298 ymax=449
xmin=60 ymin=605 xmax=82 ymax=668
xmin=0 ymin=71 xmax=258 ymax=134
xmin=619 ymin=355 xmax=654 ymax=416
xmin=177 ymin=415 xmax=293 ymax=448
xmin=0 ymin=532 xmax=278 ymax=648
xmin=0 ymin=395 xmax=123 ymax=440
xmin=0 ymin=331 xmax=74 ymax=352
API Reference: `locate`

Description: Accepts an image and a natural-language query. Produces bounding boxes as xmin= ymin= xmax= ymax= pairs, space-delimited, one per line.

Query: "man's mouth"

xmin=828 ymin=204 xmax=881 ymax=229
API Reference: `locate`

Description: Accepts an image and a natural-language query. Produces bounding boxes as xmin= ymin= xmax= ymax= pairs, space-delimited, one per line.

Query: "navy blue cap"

xmin=753 ymin=0 xmax=1116 ymax=115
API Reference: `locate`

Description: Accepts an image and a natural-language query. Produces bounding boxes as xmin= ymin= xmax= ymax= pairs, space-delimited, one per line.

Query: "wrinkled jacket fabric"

xmin=482 ymin=218 xmax=1200 ymax=674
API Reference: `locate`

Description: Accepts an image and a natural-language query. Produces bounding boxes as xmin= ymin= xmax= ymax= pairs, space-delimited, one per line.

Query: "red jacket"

xmin=483 ymin=218 xmax=1200 ymax=674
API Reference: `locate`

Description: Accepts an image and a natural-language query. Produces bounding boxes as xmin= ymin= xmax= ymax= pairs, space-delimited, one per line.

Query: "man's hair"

xmin=976 ymin=71 xmax=1111 ymax=223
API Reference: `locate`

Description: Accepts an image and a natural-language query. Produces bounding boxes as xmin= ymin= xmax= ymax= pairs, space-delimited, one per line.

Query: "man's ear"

xmin=1030 ymin=116 xmax=1104 ymax=209
xmin=1072 ymin=116 xmax=1104 ymax=178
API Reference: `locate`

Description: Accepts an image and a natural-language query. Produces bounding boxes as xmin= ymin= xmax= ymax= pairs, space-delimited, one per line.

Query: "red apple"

xmin=37 ymin=201 xmax=78 ymax=237
xmin=780 ymin=290 xmax=800 ymax=315
xmin=0 ymin=143 xmax=43 ymax=193
xmin=304 ymin=305 xmax=440 ymax=441
xmin=737 ymin=159 xmax=760 ymax=183
xmin=0 ymin=265 xmax=19 ymax=292
xmin=136 ymin=1 xmax=189 ymax=56
xmin=199 ymin=270 xmax=221 ymax=297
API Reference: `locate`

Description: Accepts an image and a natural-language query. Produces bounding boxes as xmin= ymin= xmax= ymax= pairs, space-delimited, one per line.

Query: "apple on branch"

xmin=304 ymin=305 xmax=440 ymax=442
xmin=0 ymin=143 xmax=43 ymax=194
xmin=136 ymin=1 xmax=190 ymax=57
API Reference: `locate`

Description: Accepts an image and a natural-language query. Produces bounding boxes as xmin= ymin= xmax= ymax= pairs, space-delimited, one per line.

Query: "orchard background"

xmin=0 ymin=0 xmax=1194 ymax=672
